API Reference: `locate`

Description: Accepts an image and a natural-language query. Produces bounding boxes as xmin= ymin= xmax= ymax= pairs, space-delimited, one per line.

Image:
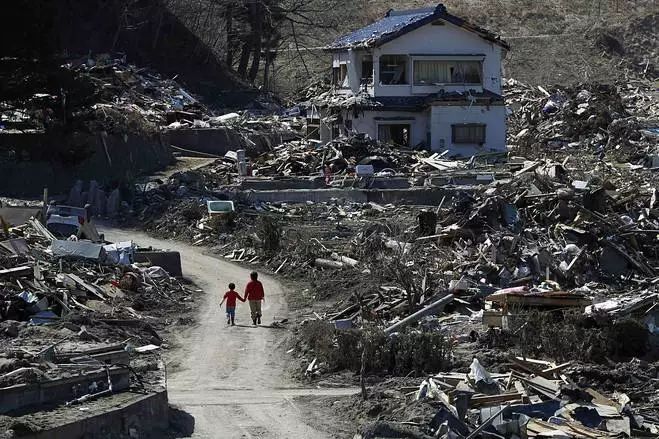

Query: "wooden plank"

xmin=28 ymin=218 xmax=56 ymax=241
xmin=469 ymin=392 xmax=523 ymax=407
xmin=542 ymin=361 xmax=572 ymax=375
xmin=510 ymin=357 xmax=544 ymax=375
xmin=0 ymin=266 xmax=32 ymax=279
xmin=514 ymin=161 xmax=541 ymax=177
xmin=434 ymin=373 xmax=468 ymax=381
xmin=490 ymin=294 xmax=591 ymax=307
xmin=513 ymin=374 xmax=560 ymax=399
xmin=516 ymin=357 xmax=553 ymax=367
xmin=529 ymin=376 xmax=560 ymax=393
xmin=585 ymin=388 xmax=620 ymax=411
xmin=67 ymin=273 xmax=105 ymax=301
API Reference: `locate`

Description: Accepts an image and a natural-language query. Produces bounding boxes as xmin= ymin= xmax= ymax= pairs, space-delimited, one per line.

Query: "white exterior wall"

xmin=332 ymin=50 xmax=361 ymax=94
xmin=372 ymin=21 xmax=503 ymax=97
xmin=348 ymin=110 xmax=429 ymax=147
xmin=430 ymin=104 xmax=506 ymax=156
xmin=324 ymin=17 xmax=507 ymax=155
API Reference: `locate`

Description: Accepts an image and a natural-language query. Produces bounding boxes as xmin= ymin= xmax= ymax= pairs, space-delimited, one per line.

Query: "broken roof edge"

xmin=430 ymin=89 xmax=505 ymax=103
xmin=324 ymin=3 xmax=510 ymax=52
xmin=305 ymin=89 xmax=504 ymax=112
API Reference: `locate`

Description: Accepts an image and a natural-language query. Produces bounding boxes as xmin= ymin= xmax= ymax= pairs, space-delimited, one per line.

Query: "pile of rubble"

xmin=0 ymin=54 xmax=301 ymax=136
xmin=0 ymin=214 xmax=195 ymax=425
xmin=0 ymin=54 xmax=207 ymax=135
xmin=338 ymin=356 xmax=659 ymax=438
xmin=506 ymin=78 xmax=659 ymax=163
xmin=125 ymin=146 xmax=659 ymax=436
xmin=166 ymin=133 xmax=477 ymax=187
xmin=245 ymin=134 xmax=434 ymax=176
xmin=102 ymin=73 xmax=659 ymax=437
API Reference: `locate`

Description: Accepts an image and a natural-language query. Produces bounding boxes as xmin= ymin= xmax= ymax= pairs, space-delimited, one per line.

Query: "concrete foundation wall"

xmin=349 ymin=110 xmax=429 ymax=147
xmin=0 ymin=131 xmax=172 ymax=197
xmin=0 ymin=367 xmax=130 ymax=414
xmin=238 ymin=177 xmax=413 ymax=190
xmin=168 ymin=127 xmax=297 ymax=157
xmin=430 ymin=104 xmax=507 ymax=156
xmin=237 ymin=187 xmax=463 ymax=205
xmin=21 ymin=390 xmax=169 ymax=439
xmin=134 ymin=251 xmax=183 ymax=277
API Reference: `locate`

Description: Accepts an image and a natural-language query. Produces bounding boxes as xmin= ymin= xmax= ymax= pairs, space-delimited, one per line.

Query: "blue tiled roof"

xmin=328 ymin=7 xmax=436 ymax=50
xmin=326 ymin=3 xmax=509 ymax=51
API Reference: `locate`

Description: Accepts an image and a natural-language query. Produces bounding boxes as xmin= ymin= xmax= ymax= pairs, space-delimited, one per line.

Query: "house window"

xmin=413 ymin=60 xmax=482 ymax=85
xmin=339 ymin=64 xmax=348 ymax=87
xmin=378 ymin=124 xmax=410 ymax=147
xmin=452 ymin=124 xmax=486 ymax=144
xmin=379 ymin=55 xmax=408 ymax=85
xmin=361 ymin=55 xmax=373 ymax=85
xmin=332 ymin=64 xmax=348 ymax=87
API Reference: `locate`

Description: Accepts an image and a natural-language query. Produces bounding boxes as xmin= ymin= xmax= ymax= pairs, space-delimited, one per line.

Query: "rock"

xmin=60 ymin=322 xmax=81 ymax=332
xmin=0 ymin=358 xmax=26 ymax=374
xmin=77 ymin=325 xmax=99 ymax=341
xmin=1 ymin=321 xmax=20 ymax=338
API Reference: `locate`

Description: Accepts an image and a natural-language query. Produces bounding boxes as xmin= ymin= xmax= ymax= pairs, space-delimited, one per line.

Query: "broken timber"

xmin=384 ymin=294 xmax=454 ymax=334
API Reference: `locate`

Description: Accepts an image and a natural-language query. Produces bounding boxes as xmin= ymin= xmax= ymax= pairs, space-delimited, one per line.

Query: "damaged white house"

xmin=310 ymin=3 xmax=510 ymax=156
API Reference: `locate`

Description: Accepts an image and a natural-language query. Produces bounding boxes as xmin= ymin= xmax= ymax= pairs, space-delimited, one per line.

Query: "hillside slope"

xmin=273 ymin=0 xmax=658 ymax=94
xmin=0 ymin=0 xmax=247 ymax=104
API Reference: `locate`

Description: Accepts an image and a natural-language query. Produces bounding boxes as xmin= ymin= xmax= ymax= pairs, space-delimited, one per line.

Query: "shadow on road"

xmin=169 ymin=405 xmax=195 ymax=438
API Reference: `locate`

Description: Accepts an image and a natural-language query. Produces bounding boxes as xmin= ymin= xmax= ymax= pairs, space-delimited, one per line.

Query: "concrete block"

xmin=0 ymin=366 xmax=130 ymax=414
xmin=135 ymin=251 xmax=182 ymax=277
xmin=334 ymin=319 xmax=353 ymax=330
xmin=18 ymin=389 xmax=169 ymax=439
xmin=51 ymin=240 xmax=106 ymax=261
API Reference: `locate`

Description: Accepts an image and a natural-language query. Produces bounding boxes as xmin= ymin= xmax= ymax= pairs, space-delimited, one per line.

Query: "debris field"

xmin=1 ymin=30 xmax=658 ymax=439
xmin=0 ymin=208 xmax=197 ymax=437
xmin=105 ymin=76 xmax=659 ymax=438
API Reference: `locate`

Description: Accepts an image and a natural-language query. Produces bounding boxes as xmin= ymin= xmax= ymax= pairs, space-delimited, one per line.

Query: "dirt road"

xmin=102 ymin=227 xmax=354 ymax=438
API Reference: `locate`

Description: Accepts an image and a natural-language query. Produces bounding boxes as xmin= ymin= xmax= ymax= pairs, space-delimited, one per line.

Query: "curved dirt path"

xmin=102 ymin=227 xmax=354 ymax=438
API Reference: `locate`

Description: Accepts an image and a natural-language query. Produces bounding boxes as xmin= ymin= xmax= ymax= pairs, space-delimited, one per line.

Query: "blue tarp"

xmin=29 ymin=310 xmax=59 ymax=325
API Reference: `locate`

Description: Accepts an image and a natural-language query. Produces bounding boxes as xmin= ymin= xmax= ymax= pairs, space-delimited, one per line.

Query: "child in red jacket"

xmin=220 ymin=283 xmax=245 ymax=326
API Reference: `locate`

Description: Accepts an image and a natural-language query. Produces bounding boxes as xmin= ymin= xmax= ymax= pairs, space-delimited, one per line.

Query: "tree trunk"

xmin=263 ymin=49 xmax=272 ymax=91
xmin=225 ymin=3 xmax=235 ymax=67
xmin=247 ymin=36 xmax=262 ymax=83
xmin=152 ymin=5 xmax=164 ymax=49
xmin=237 ymin=41 xmax=251 ymax=78
xmin=360 ymin=344 xmax=368 ymax=400
xmin=247 ymin=2 xmax=263 ymax=83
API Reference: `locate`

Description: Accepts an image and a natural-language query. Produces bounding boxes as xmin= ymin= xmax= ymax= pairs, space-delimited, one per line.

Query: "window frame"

xmin=332 ymin=63 xmax=349 ymax=88
xmin=412 ymin=59 xmax=483 ymax=86
xmin=378 ymin=55 xmax=409 ymax=85
xmin=451 ymin=123 xmax=486 ymax=145
xmin=376 ymin=122 xmax=412 ymax=147
xmin=361 ymin=55 xmax=373 ymax=84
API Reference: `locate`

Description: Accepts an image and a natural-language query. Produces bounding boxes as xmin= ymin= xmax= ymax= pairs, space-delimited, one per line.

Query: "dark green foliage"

xmin=509 ymin=310 xmax=649 ymax=362
xmin=256 ymin=216 xmax=281 ymax=256
xmin=300 ymin=321 xmax=452 ymax=375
